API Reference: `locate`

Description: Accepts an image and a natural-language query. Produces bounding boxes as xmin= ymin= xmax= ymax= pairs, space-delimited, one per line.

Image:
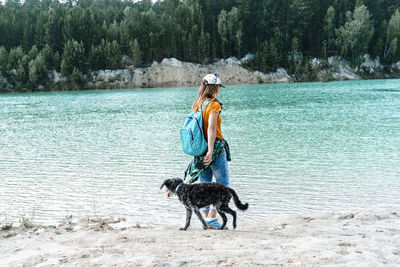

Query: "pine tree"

xmin=109 ymin=40 xmax=122 ymax=69
xmin=198 ymin=30 xmax=208 ymax=64
xmin=0 ymin=47 xmax=8 ymax=73
xmin=28 ymin=46 xmax=39 ymax=61
xmin=269 ymin=40 xmax=280 ymax=72
xmin=69 ymin=67 xmax=83 ymax=90
xmin=89 ymin=44 xmax=102 ymax=70
xmin=28 ymin=53 xmax=48 ymax=90
xmin=217 ymin=7 xmax=242 ymax=58
xmin=129 ymin=39 xmax=142 ymax=67
xmin=44 ymin=2 xmax=65 ymax=53
xmin=323 ymin=6 xmax=335 ymax=55
xmin=16 ymin=55 xmax=30 ymax=87
xmin=42 ymin=44 xmax=54 ymax=69
xmin=7 ymin=46 xmax=24 ymax=72
xmin=34 ymin=13 xmax=46 ymax=49
xmin=61 ymin=39 xmax=86 ymax=76
xmin=53 ymin=52 xmax=61 ymax=72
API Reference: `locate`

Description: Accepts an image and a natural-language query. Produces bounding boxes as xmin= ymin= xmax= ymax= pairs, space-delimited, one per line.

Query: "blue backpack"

xmin=180 ymin=101 xmax=211 ymax=156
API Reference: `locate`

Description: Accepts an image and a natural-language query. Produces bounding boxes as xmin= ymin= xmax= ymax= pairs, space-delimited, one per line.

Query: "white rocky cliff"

xmin=86 ymin=57 xmax=293 ymax=89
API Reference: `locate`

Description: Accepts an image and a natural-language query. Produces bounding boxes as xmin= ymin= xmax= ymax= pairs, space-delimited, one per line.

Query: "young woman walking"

xmin=184 ymin=73 xmax=231 ymax=229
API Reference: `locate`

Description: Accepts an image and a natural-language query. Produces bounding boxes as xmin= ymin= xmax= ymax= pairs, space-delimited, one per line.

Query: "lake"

xmin=0 ymin=79 xmax=399 ymax=226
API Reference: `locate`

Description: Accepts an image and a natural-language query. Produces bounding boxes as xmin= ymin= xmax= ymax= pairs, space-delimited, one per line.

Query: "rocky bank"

xmin=84 ymin=57 xmax=293 ymax=90
xmin=79 ymin=55 xmax=400 ymax=90
xmin=3 ymin=55 xmax=400 ymax=92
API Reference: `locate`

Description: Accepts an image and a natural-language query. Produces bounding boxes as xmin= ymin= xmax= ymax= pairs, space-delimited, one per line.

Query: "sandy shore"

xmin=1 ymin=208 xmax=399 ymax=266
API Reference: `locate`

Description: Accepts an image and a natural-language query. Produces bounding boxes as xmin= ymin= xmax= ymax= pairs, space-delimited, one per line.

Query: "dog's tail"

xmin=228 ymin=188 xmax=249 ymax=211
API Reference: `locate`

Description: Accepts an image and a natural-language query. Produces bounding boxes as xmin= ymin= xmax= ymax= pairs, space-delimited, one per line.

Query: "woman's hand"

xmin=203 ymin=150 xmax=213 ymax=166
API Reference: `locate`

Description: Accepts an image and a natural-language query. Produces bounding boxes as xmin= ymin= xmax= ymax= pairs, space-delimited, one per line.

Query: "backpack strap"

xmin=201 ymin=100 xmax=212 ymax=112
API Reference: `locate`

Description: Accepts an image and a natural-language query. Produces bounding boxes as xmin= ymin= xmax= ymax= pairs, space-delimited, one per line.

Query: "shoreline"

xmin=1 ymin=208 xmax=399 ymax=266
xmin=2 ymin=56 xmax=400 ymax=93
xmin=3 ymin=74 xmax=400 ymax=94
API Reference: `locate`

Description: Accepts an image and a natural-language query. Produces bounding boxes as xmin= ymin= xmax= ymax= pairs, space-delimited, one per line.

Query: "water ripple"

xmin=0 ymin=80 xmax=399 ymax=226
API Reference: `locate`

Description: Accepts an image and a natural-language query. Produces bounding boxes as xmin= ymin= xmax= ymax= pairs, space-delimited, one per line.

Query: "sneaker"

xmin=207 ymin=219 xmax=221 ymax=229
xmin=206 ymin=219 xmax=228 ymax=230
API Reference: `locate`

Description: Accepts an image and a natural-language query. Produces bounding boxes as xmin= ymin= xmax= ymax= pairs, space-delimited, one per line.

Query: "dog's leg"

xmin=220 ymin=204 xmax=237 ymax=229
xmin=216 ymin=207 xmax=228 ymax=230
xmin=191 ymin=204 xmax=208 ymax=230
xmin=180 ymin=207 xmax=192 ymax=231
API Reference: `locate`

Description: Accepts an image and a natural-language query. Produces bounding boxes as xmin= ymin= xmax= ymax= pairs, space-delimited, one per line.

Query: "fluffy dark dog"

xmin=160 ymin=178 xmax=249 ymax=230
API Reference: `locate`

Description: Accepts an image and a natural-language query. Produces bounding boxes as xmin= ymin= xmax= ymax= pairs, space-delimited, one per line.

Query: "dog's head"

xmin=160 ymin=178 xmax=183 ymax=198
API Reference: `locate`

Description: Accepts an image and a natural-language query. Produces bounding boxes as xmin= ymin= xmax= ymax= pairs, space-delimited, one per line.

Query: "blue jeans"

xmin=199 ymin=149 xmax=230 ymax=213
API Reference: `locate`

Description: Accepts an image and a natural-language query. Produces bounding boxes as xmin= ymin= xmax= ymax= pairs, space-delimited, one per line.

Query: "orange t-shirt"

xmin=202 ymin=101 xmax=224 ymax=140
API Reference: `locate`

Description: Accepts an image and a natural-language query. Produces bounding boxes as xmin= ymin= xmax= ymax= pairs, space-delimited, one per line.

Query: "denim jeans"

xmin=199 ymin=149 xmax=230 ymax=213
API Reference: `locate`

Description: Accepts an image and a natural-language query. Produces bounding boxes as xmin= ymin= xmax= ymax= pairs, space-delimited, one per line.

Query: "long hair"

xmin=191 ymin=80 xmax=220 ymax=112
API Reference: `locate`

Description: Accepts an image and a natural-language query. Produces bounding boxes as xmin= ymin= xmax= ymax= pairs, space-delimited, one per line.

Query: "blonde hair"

xmin=192 ymin=81 xmax=220 ymax=112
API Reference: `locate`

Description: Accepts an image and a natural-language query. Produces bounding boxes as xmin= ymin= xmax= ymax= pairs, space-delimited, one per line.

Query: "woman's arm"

xmin=203 ymin=112 xmax=219 ymax=165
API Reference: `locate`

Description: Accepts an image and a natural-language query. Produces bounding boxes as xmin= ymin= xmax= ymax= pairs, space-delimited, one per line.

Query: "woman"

xmin=185 ymin=73 xmax=231 ymax=229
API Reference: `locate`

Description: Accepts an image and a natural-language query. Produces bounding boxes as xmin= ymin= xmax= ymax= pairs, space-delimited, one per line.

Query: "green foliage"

xmin=53 ymin=52 xmax=61 ymax=72
xmin=44 ymin=2 xmax=65 ymax=53
xmin=65 ymin=212 xmax=73 ymax=225
xmin=107 ymin=40 xmax=122 ymax=69
xmin=388 ymin=9 xmax=400 ymax=42
xmin=335 ymin=5 xmax=374 ymax=67
xmin=386 ymin=9 xmax=400 ymax=61
xmin=16 ymin=55 xmax=30 ymax=87
xmin=247 ymin=40 xmax=282 ymax=73
xmin=68 ymin=67 xmax=83 ymax=90
xmin=61 ymin=39 xmax=86 ymax=76
xmin=28 ymin=53 xmax=48 ymax=90
xmin=19 ymin=210 xmax=36 ymax=228
xmin=28 ymin=46 xmax=39 ymax=61
xmin=42 ymin=44 xmax=55 ymax=69
xmin=7 ymin=46 xmax=24 ymax=72
xmin=0 ymin=0 xmax=399 ymax=91
xmin=323 ymin=6 xmax=335 ymax=54
xmin=89 ymin=44 xmax=104 ymax=70
xmin=19 ymin=216 xmax=34 ymax=228
xmin=129 ymin=39 xmax=141 ymax=67
xmin=217 ymin=7 xmax=242 ymax=58
xmin=0 ymin=47 xmax=8 ymax=73
xmin=198 ymin=30 xmax=211 ymax=64
xmin=88 ymin=39 xmax=122 ymax=70
xmin=0 ymin=77 xmax=8 ymax=90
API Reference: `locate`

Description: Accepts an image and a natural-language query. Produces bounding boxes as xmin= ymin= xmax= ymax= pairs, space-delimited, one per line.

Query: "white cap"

xmin=203 ymin=73 xmax=226 ymax=88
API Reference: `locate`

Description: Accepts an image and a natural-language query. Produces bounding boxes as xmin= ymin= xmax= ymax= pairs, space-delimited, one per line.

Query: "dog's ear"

xmin=160 ymin=179 xmax=168 ymax=190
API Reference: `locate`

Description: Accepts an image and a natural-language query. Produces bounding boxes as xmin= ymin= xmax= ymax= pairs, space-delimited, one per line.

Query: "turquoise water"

xmin=0 ymin=79 xmax=399 ymax=226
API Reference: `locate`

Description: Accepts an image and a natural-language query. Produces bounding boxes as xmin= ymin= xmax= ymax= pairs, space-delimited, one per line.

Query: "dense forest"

xmin=0 ymin=0 xmax=400 ymax=90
